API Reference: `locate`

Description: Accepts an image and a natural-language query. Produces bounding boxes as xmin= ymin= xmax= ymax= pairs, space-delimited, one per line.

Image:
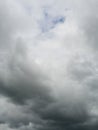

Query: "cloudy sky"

xmin=0 ymin=0 xmax=98 ymax=130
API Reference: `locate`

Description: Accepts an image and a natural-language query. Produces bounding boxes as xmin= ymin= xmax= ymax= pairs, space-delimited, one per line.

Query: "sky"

xmin=0 ymin=0 xmax=98 ymax=130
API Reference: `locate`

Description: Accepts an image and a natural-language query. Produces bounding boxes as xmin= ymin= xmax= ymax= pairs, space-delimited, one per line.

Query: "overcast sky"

xmin=0 ymin=0 xmax=98 ymax=130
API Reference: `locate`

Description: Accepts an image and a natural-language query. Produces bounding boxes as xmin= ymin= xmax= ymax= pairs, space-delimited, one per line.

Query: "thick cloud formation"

xmin=0 ymin=0 xmax=98 ymax=130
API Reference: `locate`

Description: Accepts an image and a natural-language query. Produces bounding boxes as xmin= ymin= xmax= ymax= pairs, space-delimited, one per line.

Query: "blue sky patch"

xmin=39 ymin=10 xmax=65 ymax=33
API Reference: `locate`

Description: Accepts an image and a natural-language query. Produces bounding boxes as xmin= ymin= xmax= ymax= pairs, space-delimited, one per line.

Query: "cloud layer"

xmin=0 ymin=0 xmax=98 ymax=130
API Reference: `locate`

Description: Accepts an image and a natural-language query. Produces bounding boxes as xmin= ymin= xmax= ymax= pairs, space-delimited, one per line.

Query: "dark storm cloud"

xmin=0 ymin=0 xmax=98 ymax=130
xmin=0 ymin=51 xmax=90 ymax=130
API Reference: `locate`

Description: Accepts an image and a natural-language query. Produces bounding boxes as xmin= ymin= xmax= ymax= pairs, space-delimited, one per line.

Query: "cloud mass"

xmin=0 ymin=0 xmax=98 ymax=130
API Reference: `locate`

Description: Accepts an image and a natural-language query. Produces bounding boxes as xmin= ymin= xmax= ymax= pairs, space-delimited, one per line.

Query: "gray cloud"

xmin=0 ymin=0 xmax=98 ymax=130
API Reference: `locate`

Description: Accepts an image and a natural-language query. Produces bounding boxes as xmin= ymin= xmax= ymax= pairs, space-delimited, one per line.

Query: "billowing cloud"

xmin=0 ymin=0 xmax=98 ymax=130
